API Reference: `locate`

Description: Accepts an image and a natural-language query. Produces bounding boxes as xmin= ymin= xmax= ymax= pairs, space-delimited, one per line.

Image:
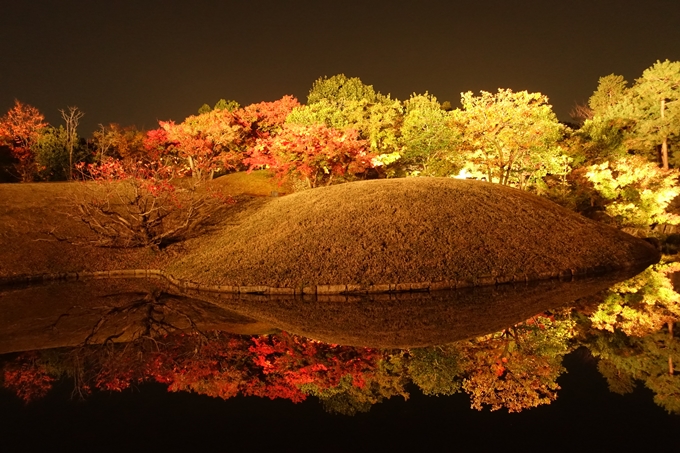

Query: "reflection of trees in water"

xmin=582 ymin=262 xmax=680 ymax=414
xmin=81 ymin=288 xmax=205 ymax=345
xmin=459 ymin=314 xmax=575 ymax=412
xmin=2 ymin=263 xmax=679 ymax=415
xmin=0 ymin=315 xmax=572 ymax=414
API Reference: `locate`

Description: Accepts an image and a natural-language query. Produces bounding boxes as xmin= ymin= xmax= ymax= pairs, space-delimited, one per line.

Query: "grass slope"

xmin=0 ymin=171 xmax=283 ymax=279
xmin=166 ymin=177 xmax=659 ymax=288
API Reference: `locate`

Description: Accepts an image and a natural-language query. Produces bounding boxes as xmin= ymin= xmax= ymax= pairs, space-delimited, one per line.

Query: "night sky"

xmin=2 ymin=0 xmax=680 ymax=134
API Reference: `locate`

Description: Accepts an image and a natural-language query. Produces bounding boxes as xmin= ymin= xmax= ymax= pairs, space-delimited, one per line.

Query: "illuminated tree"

xmin=584 ymin=261 xmax=680 ymax=413
xmin=237 ymin=95 xmax=300 ymax=142
xmin=160 ymin=113 xmax=239 ymax=180
xmin=0 ymin=100 xmax=47 ymax=181
xmin=165 ymin=95 xmax=299 ymax=179
xmin=583 ymin=61 xmax=680 ymax=169
xmin=588 ymin=74 xmax=629 ymax=117
xmin=246 ymin=123 xmax=374 ymax=188
xmin=400 ymin=93 xmax=459 ymax=176
xmin=589 ymin=324 xmax=680 ymax=414
xmin=628 ymin=60 xmax=680 ymax=169
xmin=91 ymin=123 xmax=146 ymax=163
xmin=450 ymin=89 xmax=568 ymax=190
xmin=307 ymin=74 xmax=381 ymax=105
xmin=199 ymin=99 xmax=240 ymax=114
xmin=73 ymin=135 xmax=230 ymax=249
xmin=303 ymin=353 xmax=409 ymax=415
xmin=32 ymin=126 xmax=70 ymax=180
xmin=289 ymin=75 xmax=404 ymax=172
xmin=585 ymin=155 xmax=680 ymax=229
xmin=214 ymin=99 xmax=240 ymax=112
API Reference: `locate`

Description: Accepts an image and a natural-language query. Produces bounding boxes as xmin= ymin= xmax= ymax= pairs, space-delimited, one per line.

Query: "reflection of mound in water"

xmin=0 ymin=266 xmax=647 ymax=352
xmin=192 ymin=266 xmax=648 ymax=348
xmin=0 ymin=278 xmax=271 ymax=354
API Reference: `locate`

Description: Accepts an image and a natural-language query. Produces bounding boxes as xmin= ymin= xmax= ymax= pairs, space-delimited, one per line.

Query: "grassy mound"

xmin=166 ymin=177 xmax=660 ymax=288
xmin=0 ymin=171 xmax=281 ymax=279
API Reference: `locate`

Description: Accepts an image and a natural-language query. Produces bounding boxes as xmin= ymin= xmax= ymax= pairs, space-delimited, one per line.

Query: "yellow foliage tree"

xmin=450 ymin=89 xmax=568 ymax=191
xmin=585 ymin=154 xmax=680 ymax=229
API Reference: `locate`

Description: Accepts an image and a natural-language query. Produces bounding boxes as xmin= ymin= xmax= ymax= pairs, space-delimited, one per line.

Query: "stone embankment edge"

xmin=0 ymin=260 xmax=658 ymax=295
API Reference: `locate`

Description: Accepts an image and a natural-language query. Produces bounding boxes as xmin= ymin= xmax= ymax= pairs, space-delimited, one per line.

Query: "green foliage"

xmin=307 ymin=74 xmax=380 ymax=105
xmin=293 ymin=74 xmax=405 ymax=172
xmin=571 ymin=116 xmax=630 ymax=165
xmin=301 ymin=354 xmax=409 ymax=416
xmin=214 ymin=99 xmax=240 ymax=112
xmin=630 ymin=60 xmax=680 ymax=168
xmin=198 ymin=99 xmax=240 ymax=115
xmin=585 ymin=155 xmax=680 ymax=229
xmin=584 ymin=61 xmax=680 ymax=169
xmin=287 ymin=98 xmax=404 ymax=171
xmin=400 ymin=93 xmax=459 ymax=176
xmin=588 ymin=74 xmax=629 ymax=116
xmin=596 ymin=358 xmax=637 ymax=395
xmin=33 ymin=126 xmax=72 ymax=180
xmin=450 ymin=89 xmax=567 ymax=190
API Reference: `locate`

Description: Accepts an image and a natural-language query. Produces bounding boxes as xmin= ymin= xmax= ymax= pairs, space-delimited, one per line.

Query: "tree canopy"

xmin=450 ymin=89 xmax=567 ymax=189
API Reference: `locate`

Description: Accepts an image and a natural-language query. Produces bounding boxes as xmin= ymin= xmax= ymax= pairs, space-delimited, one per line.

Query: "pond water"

xmin=1 ymin=266 xmax=679 ymax=451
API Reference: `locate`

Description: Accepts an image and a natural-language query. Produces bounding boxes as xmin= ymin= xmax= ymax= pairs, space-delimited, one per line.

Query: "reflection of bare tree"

xmin=0 ymin=278 xmax=266 ymax=354
xmin=80 ymin=289 xmax=207 ymax=345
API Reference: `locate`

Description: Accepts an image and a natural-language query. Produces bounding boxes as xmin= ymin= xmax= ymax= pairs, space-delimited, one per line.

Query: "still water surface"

xmin=1 ymin=266 xmax=679 ymax=451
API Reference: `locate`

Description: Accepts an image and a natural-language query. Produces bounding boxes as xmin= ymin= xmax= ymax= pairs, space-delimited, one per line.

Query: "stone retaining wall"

xmin=0 ymin=262 xmax=655 ymax=295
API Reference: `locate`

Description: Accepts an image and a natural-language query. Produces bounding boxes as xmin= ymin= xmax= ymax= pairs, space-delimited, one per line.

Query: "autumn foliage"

xmin=154 ymin=95 xmax=300 ymax=180
xmin=0 ymin=100 xmax=47 ymax=181
xmin=246 ymin=123 xmax=374 ymax=188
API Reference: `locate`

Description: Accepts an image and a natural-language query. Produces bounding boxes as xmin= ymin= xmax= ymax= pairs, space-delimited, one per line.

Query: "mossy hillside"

xmin=166 ymin=177 xmax=659 ymax=288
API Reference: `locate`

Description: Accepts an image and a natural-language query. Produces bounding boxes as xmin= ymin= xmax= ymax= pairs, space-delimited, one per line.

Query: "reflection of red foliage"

xmin=1 ymin=331 xmax=383 ymax=405
xmin=3 ymin=353 xmax=55 ymax=403
xmin=246 ymin=332 xmax=380 ymax=401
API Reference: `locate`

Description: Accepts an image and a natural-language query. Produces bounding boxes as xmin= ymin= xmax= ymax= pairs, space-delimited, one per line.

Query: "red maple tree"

xmin=0 ymin=100 xmax=48 ymax=181
xmin=246 ymin=123 xmax=374 ymax=188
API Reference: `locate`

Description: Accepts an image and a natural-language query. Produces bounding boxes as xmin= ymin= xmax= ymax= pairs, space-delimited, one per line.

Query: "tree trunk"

xmin=661 ymin=99 xmax=669 ymax=170
xmin=670 ymin=321 xmax=675 ymax=376
xmin=60 ymin=107 xmax=83 ymax=180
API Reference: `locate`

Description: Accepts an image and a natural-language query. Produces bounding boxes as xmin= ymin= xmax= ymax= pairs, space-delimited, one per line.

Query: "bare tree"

xmin=569 ymin=102 xmax=593 ymax=125
xmin=60 ymin=106 xmax=84 ymax=180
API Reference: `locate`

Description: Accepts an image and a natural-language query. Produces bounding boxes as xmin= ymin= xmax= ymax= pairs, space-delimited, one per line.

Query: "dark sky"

xmin=2 ymin=0 xmax=679 ymax=134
